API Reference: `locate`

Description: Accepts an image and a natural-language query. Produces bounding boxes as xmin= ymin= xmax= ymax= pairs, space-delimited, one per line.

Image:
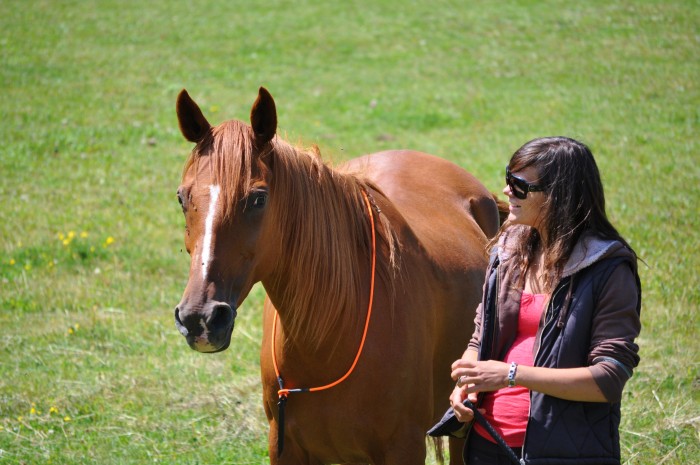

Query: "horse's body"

xmin=174 ymin=88 xmax=501 ymax=464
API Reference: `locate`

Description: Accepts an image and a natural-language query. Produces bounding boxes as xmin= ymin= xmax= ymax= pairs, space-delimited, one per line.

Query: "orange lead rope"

xmin=271 ymin=190 xmax=377 ymax=456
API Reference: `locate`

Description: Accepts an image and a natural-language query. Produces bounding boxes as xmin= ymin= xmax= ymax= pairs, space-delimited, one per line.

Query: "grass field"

xmin=1 ymin=0 xmax=698 ymax=463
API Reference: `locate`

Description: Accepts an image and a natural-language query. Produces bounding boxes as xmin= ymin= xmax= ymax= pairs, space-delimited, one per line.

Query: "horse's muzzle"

xmin=174 ymin=301 xmax=236 ymax=353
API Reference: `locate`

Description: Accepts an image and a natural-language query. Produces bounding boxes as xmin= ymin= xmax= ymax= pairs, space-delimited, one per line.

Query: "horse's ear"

xmin=176 ymin=89 xmax=211 ymax=143
xmin=250 ymin=87 xmax=277 ymax=145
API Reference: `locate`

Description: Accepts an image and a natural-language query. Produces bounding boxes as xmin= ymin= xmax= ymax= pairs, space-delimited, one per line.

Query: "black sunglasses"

xmin=506 ymin=166 xmax=545 ymax=199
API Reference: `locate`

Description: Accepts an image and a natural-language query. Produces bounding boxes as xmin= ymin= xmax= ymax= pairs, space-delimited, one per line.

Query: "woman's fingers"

xmin=452 ymin=358 xmax=477 ymax=370
xmin=453 ymin=402 xmax=475 ymax=422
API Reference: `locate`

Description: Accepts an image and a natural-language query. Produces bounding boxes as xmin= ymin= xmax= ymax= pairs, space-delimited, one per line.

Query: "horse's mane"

xmin=183 ymin=120 xmax=398 ymax=353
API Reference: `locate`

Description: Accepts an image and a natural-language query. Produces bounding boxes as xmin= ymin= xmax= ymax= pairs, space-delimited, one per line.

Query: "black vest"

xmin=478 ymin=255 xmax=639 ymax=464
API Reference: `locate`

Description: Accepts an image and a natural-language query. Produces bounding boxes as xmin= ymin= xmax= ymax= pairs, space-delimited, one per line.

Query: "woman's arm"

xmin=512 ymin=364 xmax=606 ymax=402
xmin=452 ymin=359 xmax=607 ymax=403
xmin=587 ymin=263 xmax=641 ymax=402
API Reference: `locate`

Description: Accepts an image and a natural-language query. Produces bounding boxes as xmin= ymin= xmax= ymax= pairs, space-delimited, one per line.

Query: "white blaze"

xmin=201 ymin=185 xmax=221 ymax=280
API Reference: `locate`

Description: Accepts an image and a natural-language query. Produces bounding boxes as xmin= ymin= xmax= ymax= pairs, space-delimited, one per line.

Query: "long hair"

xmin=266 ymin=138 xmax=399 ymax=353
xmin=499 ymin=136 xmax=635 ymax=292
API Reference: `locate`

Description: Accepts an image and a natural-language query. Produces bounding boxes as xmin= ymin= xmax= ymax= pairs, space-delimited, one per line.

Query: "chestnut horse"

xmin=173 ymin=87 xmax=501 ymax=464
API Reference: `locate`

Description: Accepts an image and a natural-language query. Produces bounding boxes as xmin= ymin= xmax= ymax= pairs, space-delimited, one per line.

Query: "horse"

xmin=173 ymin=87 xmax=502 ymax=464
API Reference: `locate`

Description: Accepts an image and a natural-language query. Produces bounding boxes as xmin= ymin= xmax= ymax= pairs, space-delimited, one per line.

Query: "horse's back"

xmin=345 ymin=150 xmax=499 ymax=255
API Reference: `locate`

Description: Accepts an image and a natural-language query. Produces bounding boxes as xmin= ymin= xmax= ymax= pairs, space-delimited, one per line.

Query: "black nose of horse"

xmin=207 ymin=302 xmax=234 ymax=329
xmin=174 ymin=301 xmax=236 ymax=352
xmin=174 ymin=306 xmax=189 ymax=337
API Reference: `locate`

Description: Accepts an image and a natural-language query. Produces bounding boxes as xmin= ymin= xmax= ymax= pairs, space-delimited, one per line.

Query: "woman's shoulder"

xmin=562 ymin=235 xmax=636 ymax=278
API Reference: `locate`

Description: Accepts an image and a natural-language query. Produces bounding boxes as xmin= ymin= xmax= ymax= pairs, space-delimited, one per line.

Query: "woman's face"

xmin=504 ymin=165 xmax=547 ymax=232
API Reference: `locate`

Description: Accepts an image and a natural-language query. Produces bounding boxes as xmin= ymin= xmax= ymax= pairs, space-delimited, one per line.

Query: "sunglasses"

xmin=506 ymin=166 xmax=545 ymax=199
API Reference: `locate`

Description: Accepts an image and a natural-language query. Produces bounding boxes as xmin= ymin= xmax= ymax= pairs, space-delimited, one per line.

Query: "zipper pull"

xmin=556 ymin=278 xmax=574 ymax=329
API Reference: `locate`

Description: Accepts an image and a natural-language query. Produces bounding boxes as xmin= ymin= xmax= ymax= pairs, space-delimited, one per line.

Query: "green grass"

xmin=1 ymin=0 xmax=698 ymax=463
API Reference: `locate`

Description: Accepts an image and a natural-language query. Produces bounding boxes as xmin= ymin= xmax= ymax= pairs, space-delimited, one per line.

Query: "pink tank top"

xmin=473 ymin=292 xmax=547 ymax=447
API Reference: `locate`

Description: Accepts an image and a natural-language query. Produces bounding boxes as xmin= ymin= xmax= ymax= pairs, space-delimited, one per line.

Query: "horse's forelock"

xmin=184 ymin=120 xmax=257 ymax=220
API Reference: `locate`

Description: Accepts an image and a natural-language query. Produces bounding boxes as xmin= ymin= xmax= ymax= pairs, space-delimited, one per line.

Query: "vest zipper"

xmin=522 ymin=281 xmax=566 ymax=459
xmin=489 ymin=263 xmax=502 ymax=358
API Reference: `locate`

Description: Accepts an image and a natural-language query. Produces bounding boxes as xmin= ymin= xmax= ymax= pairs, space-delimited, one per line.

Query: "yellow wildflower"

xmin=80 ymin=231 xmax=89 ymax=238
xmin=9 ymin=259 xmax=15 ymax=266
xmin=30 ymin=407 xmax=37 ymax=415
xmin=104 ymin=236 xmax=115 ymax=247
xmin=58 ymin=232 xmax=65 ymax=241
xmin=68 ymin=231 xmax=75 ymax=239
xmin=63 ymin=416 xmax=71 ymax=422
xmin=49 ymin=406 xmax=59 ymax=414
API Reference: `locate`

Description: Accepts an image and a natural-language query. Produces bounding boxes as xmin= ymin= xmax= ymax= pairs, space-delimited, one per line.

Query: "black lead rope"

xmin=275 ymin=376 xmax=308 ymax=457
xmin=277 ymin=395 xmax=286 ymax=457
xmin=463 ymin=399 xmax=524 ymax=465
xmin=277 ymin=376 xmax=286 ymax=457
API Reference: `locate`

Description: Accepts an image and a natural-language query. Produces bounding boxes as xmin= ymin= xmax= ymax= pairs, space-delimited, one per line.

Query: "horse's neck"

xmin=264 ymin=153 xmax=371 ymax=357
xmin=264 ymin=277 xmax=369 ymax=383
xmin=263 ymin=246 xmax=368 ymax=344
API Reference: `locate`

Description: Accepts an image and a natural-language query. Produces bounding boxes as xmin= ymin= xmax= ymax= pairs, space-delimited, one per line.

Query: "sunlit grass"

xmin=0 ymin=0 xmax=697 ymax=463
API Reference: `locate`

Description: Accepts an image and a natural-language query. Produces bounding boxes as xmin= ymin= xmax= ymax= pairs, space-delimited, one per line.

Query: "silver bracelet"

xmin=507 ymin=362 xmax=518 ymax=387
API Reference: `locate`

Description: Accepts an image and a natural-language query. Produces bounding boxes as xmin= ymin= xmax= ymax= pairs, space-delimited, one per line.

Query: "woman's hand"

xmin=449 ymin=382 xmax=479 ymax=423
xmin=449 ymin=353 xmax=485 ymax=423
xmin=451 ymin=358 xmax=510 ymax=393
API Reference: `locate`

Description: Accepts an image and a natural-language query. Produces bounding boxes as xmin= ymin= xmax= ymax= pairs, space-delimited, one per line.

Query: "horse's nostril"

xmin=208 ymin=304 xmax=234 ymax=329
xmin=174 ymin=307 xmax=189 ymax=337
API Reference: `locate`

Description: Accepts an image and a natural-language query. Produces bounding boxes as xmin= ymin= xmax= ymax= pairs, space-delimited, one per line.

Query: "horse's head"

xmin=173 ymin=87 xmax=279 ymax=352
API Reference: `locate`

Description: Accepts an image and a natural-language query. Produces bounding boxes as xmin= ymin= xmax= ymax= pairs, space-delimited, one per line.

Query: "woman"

xmin=430 ymin=137 xmax=641 ymax=464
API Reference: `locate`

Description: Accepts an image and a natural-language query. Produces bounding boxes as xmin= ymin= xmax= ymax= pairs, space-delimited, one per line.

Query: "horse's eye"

xmin=251 ymin=192 xmax=268 ymax=208
xmin=177 ymin=188 xmax=192 ymax=213
xmin=177 ymin=189 xmax=187 ymax=213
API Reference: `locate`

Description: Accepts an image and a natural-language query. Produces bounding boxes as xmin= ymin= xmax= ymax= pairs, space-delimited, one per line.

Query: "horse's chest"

xmin=283 ymin=401 xmax=365 ymax=459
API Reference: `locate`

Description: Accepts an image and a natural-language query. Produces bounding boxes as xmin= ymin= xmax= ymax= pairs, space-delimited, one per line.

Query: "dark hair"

xmin=503 ymin=136 xmax=635 ymax=292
